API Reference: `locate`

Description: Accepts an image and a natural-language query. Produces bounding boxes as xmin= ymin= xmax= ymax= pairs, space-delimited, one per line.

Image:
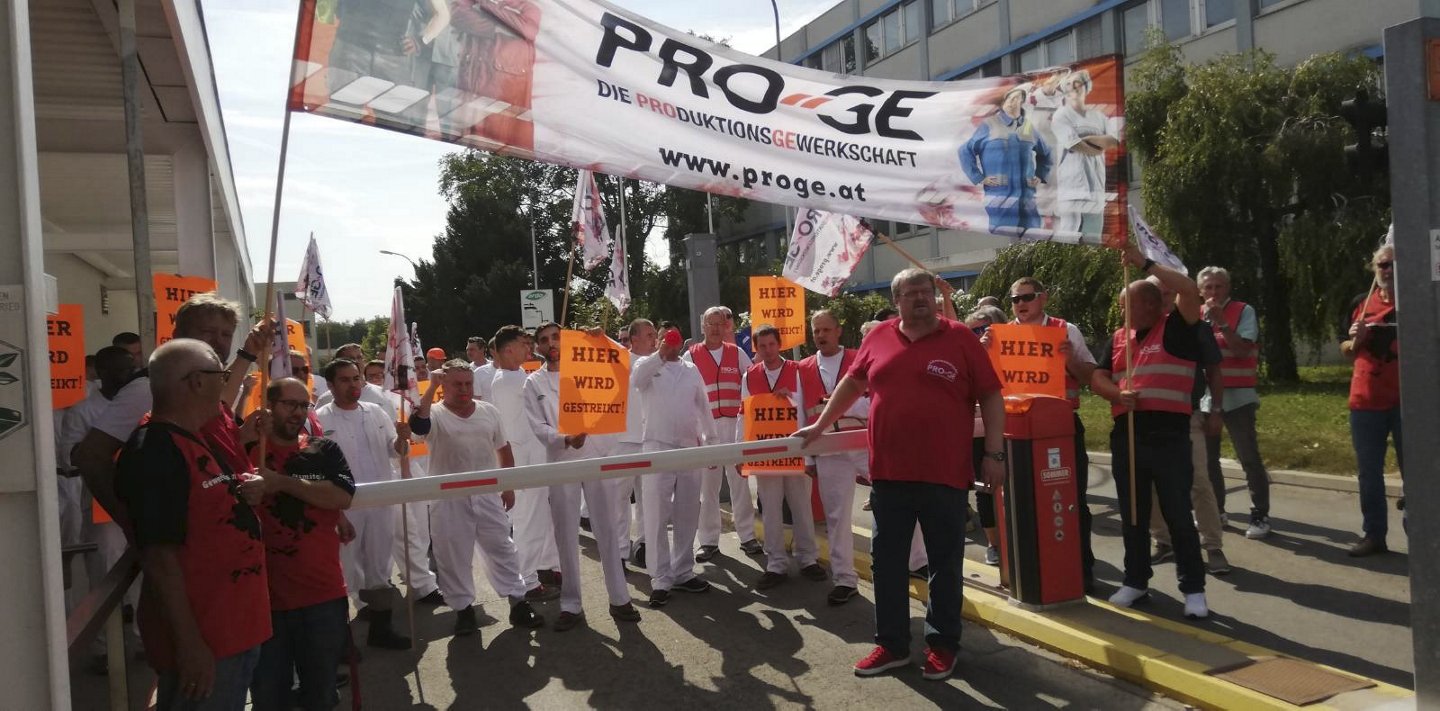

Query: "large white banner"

xmin=290 ymin=0 xmax=1128 ymax=245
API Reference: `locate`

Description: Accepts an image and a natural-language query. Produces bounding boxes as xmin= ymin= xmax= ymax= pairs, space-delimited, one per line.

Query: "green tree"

xmin=360 ymin=317 xmax=390 ymax=361
xmin=1127 ymin=38 xmax=1386 ymax=382
xmin=968 ymin=242 xmax=1125 ymax=347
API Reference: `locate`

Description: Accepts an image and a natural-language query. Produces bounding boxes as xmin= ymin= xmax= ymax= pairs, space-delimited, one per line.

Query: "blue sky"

xmin=203 ymin=0 xmax=839 ymax=321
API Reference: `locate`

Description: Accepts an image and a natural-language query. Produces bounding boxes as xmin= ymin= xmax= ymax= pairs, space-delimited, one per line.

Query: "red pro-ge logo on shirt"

xmin=926 ymin=359 xmax=958 ymax=383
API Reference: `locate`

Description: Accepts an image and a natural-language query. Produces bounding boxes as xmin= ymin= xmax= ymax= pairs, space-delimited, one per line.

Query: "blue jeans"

xmin=1350 ymin=408 xmax=1403 ymax=540
xmin=250 ymin=597 xmax=350 ymax=711
xmin=156 ymin=646 xmax=261 ymax=711
xmin=870 ymin=481 xmax=965 ymax=655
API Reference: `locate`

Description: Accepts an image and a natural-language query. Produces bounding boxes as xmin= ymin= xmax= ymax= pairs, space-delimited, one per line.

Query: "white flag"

xmin=606 ymin=226 xmax=631 ymax=312
xmin=382 ymin=286 xmax=418 ymax=406
xmin=268 ymin=291 xmax=292 ymax=381
xmin=782 ymin=209 xmax=876 ymax=297
xmin=1127 ymin=205 xmax=1188 ymax=275
xmin=571 ymin=169 xmax=612 ymax=270
xmin=295 ymin=234 xmax=332 ymax=319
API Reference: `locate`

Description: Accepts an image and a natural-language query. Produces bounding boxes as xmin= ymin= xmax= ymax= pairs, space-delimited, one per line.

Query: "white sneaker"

xmin=1245 ymin=518 xmax=1271 ymax=540
xmin=1184 ymin=592 xmax=1210 ymax=620
xmin=1108 ymin=585 xmax=1150 ymax=608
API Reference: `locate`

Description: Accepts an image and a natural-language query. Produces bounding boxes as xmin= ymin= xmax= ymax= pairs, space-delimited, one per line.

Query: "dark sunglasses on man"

xmin=1009 ymin=292 xmax=1040 ymax=304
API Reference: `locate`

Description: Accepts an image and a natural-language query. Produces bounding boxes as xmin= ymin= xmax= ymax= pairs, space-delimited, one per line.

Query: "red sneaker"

xmin=922 ymin=646 xmax=957 ymax=680
xmin=853 ymin=645 xmax=909 ymax=677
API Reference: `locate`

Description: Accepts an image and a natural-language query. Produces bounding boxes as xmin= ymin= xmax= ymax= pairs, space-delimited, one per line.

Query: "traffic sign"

xmin=520 ymin=289 xmax=554 ymax=330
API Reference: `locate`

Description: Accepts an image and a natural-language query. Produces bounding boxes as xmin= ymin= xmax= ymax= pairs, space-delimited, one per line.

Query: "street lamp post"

xmin=769 ymin=1 xmax=793 ymax=253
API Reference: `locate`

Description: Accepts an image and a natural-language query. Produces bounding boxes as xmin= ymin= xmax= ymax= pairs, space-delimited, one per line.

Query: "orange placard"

xmin=749 ymin=276 xmax=807 ymax=352
xmin=153 ymin=274 xmax=218 ymax=347
xmin=557 ymin=329 xmax=629 ymax=435
xmin=47 ymin=304 xmax=86 ymax=410
xmin=521 ymin=358 xmax=544 ymax=373
xmin=740 ymin=393 xmax=805 ymax=475
xmin=985 ymin=324 xmax=1067 ymax=400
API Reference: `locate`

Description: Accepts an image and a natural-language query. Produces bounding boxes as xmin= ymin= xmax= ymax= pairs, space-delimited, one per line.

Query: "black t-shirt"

xmin=1099 ymin=310 xmax=1204 ymax=435
xmin=250 ymin=436 xmax=355 ymax=610
xmin=115 ymin=422 xmax=213 ymax=547
xmin=1191 ymin=325 xmax=1223 ymax=408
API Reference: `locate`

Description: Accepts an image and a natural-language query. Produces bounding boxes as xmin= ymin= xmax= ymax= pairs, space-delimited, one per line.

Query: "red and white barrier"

xmin=351 ymin=430 xmax=868 ymax=509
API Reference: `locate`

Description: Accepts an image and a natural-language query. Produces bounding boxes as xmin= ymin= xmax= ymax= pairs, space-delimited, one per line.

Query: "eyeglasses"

xmin=1009 ymin=292 xmax=1041 ymax=304
xmin=897 ymin=289 xmax=936 ymax=301
xmin=1377 ymin=261 xmax=1393 ymax=269
xmin=190 ymin=369 xmax=231 ymax=383
xmin=272 ymin=398 xmax=312 ymax=411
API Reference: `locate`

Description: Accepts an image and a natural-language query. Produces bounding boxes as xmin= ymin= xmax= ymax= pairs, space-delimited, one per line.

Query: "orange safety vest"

xmin=689 ymin=342 xmax=743 ymax=418
xmin=744 ymin=360 xmax=799 ymax=397
xmin=1110 ymin=322 xmax=1196 ymax=417
xmin=1349 ymin=290 xmax=1399 ymax=411
xmin=1028 ymin=316 xmax=1082 ymax=409
xmin=1212 ymin=300 xmax=1258 ymax=389
xmin=797 ymin=348 xmax=864 ymax=430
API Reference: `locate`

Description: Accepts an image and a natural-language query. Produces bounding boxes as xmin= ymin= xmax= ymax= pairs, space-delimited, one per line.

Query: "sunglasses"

xmin=271 ymin=398 xmax=313 ymax=411
xmin=191 ymin=368 xmax=231 ymax=383
xmin=1009 ymin=292 xmax=1040 ymax=304
xmin=1377 ymin=261 xmax=1393 ymax=269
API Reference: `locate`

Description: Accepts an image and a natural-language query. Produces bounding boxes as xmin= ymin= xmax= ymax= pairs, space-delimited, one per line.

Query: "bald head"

xmin=149 ymin=338 xmax=225 ymax=413
xmin=1123 ymin=279 xmax=1166 ymax=329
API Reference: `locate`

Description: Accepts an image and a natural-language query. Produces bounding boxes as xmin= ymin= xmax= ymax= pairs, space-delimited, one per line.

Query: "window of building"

xmin=980 ymin=58 xmax=1002 ymax=77
xmin=820 ymin=36 xmax=856 ymax=73
xmin=894 ymin=221 xmax=913 ymax=235
xmin=1203 ymin=0 xmax=1236 ymax=26
xmin=1075 ymin=16 xmax=1104 ymax=60
xmin=1160 ymin=0 xmax=1191 ymax=40
xmin=1122 ymin=2 xmax=1151 ymax=56
xmin=866 ymin=2 xmax=923 ymax=62
xmin=1019 ymin=44 xmax=1042 ymax=72
xmin=1045 ymin=33 xmax=1075 ymax=66
xmin=805 ymin=54 xmax=823 ymax=70
xmin=1258 ymin=0 xmax=1286 ymax=8
xmin=931 ymin=0 xmax=957 ymax=28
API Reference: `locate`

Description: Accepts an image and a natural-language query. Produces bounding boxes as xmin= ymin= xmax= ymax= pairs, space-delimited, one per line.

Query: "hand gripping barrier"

xmin=351 ymin=430 xmax=869 ymax=509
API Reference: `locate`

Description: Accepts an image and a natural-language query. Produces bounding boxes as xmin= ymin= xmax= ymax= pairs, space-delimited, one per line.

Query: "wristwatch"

xmin=983 ymin=450 xmax=1006 ymax=462
xmin=235 ymin=348 xmax=257 ymax=363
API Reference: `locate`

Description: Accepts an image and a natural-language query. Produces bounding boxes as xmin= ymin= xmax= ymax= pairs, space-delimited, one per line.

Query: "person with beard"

xmin=248 ymin=378 xmax=355 ymax=711
xmin=524 ymin=324 xmax=640 ymax=629
xmin=115 ymin=339 xmax=270 ymax=709
xmin=315 ymin=359 xmax=412 ymax=649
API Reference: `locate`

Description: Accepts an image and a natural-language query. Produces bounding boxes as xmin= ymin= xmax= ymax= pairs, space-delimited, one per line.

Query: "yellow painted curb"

xmin=749 ymin=519 xmax=1412 ymax=710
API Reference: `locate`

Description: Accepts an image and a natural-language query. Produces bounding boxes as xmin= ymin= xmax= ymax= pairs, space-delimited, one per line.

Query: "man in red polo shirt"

xmin=249 ymin=377 xmax=355 ymax=710
xmin=115 ymin=339 xmax=270 ymax=709
xmin=797 ymin=268 xmax=1005 ymax=681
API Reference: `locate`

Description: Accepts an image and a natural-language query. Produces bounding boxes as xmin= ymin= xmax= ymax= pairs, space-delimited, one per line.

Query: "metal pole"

xmin=103 ymin=608 xmax=127 ymax=711
xmin=531 ymin=210 xmax=540 ymax=289
xmin=119 ymin=0 xmax=153 ymax=357
xmin=706 ymin=194 xmax=715 ymax=234
xmin=771 ymin=1 xmax=791 ymax=256
xmin=1383 ymin=16 xmax=1440 ymax=703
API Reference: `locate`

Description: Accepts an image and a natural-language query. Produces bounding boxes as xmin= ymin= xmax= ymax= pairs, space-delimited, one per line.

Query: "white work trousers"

xmin=431 ymin=493 xmax=529 ymax=610
xmin=699 ymin=418 xmax=756 ymax=546
xmin=342 ymin=505 xmax=398 ymax=596
xmin=641 ymin=442 xmax=703 ymax=591
xmin=611 ymin=442 xmax=646 ymax=560
xmin=393 ymin=500 xmax=438 ymax=598
xmin=756 ymin=474 xmax=818 ymax=574
xmin=550 ymin=480 xmax=630 ymax=613
xmin=509 ymin=441 xmax=558 ymax=586
xmin=815 ymin=451 xmax=865 ymax=587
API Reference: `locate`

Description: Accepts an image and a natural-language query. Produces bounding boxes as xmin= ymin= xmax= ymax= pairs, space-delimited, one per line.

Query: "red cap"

xmin=662 ymin=329 xmax=683 ymax=347
xmin=426 ymin=347 xmax=446 ymax=360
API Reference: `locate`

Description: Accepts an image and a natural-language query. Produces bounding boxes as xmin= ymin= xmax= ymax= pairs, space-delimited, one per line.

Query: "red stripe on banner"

xmin=742 ymin=445 xmax=791 ymax=456
xmin=600 ymin=460 xmax=652 ymax=472
xmin=800 ymin=96 xmax=833 ymax=109
xmin=781 ymin=93 xmax=810 ymax=106
xmin=439 ymin=478 xmax=500 ymax=490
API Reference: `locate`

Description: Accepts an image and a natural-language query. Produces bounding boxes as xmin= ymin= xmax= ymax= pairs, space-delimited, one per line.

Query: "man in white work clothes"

xmin=636 ymin=324 xmax=716 ymax=608
xmin=408 ymin=361 xmax=548 ymax=636
xmin=686 ymin=306 xmax=762 ymax=561
xmin=612 ymin=318 xmax=658 ymax=569
xmin=488 ymin=324 xmax=562 ymax=592
xmin=524 ymin=323 xmax=641 ymax=629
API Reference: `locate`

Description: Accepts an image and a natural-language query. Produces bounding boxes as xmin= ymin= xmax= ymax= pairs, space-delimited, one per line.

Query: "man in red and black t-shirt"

xmin=249 ymin=377 xmax=356 ymax=711
xmin=798 ymin=269 xmax=1005 ymax=682
xmin=115 ymin=339 xmax=270 ymax=709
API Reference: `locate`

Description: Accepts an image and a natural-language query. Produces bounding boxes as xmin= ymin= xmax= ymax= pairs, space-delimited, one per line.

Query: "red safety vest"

xmin=1349 ymin=290 xmax=1399 ymax=411
xmin=744 ymin=360 xmax=799 ymax=397
xmin=688 ymin=342 xmax=743 ymax=418
xmin=797 ymin=349 xmax=864 ymax=430
xmin=1110 ymin=322 xmax=1196 ymax=417
xmin=1022 ymin=316 xmax=1082 ymax=409
xmin=1212 ymin=300 xmax=1258 ymax=389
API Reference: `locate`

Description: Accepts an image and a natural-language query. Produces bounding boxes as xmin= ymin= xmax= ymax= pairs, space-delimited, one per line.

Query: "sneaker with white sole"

xmin=1206 ymin=549 xmax=1231 ymax=575
xmin=1245 ymin=517 xmax=1271 ymax=540
xmin=1184 ymin=592 xmax=1210 ymax=619
xmin=984 ymin=546 xmax=1000 ymax=566
xmin=1150 ymin=543 xmax=1174 ymax=565
xmin=1108 ymin=585 xmax=1150 ymax=608
xmin=854 ymin=645 xmax=910 ymax=677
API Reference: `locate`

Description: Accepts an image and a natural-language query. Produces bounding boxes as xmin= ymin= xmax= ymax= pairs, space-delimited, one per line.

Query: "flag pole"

xmin=875 ymin=231 xmax=928 ymax=272
xmin=1122 ymin=259 xmax=1137 ymax=524
xmin=559 ymin=242 xmax=577 ymax=327
xmin=397 ymin=395 xmax=417 ymax=651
